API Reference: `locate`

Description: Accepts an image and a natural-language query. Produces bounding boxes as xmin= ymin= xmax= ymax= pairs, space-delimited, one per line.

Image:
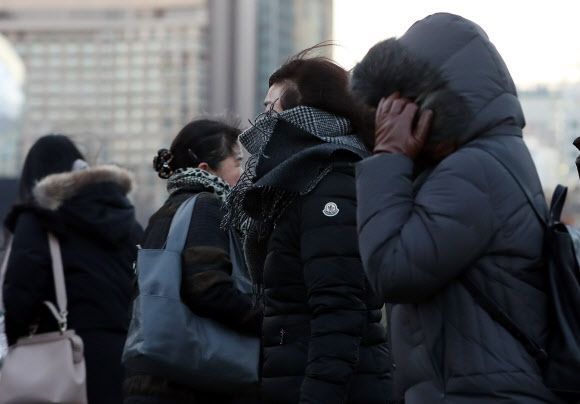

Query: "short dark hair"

xmin=154 ymin=118 xmax=241 ymax=178
xmin=268 ymin=45 xmax=373 ymax=148
xmin=19 ymin=134 xmax=85 ymax=203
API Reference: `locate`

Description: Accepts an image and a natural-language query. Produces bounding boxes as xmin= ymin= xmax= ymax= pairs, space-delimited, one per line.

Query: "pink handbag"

xmin=0 ymin=233 xmax=87 ymax=404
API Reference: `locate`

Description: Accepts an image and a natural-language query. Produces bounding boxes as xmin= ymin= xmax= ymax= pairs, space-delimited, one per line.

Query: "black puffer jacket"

xmin=233 ymin=108 xmax=392 ymax=403
xmin=352 ymin=13 xmax=562 ymax=403
xmin=123 ymin=186 xmax=261 ymax=404
xmin=4 ymin=165 xmax=142 ymax=404
xmin=260 ymin=164 xmax=391 ymax=403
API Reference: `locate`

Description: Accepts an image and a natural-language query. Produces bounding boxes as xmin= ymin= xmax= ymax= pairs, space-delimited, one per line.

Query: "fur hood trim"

xmin=350 ymin=13 xmax=524 ymax=147
xmin=33 ymin=165 xmax=135 ymax=210
xmin=350 ymin=38 xmax=471 ymax=146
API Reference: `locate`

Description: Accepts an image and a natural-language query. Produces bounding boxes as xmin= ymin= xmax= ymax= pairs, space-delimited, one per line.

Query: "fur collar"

xmin=350 ymin=13 xmax=524 ymax=147
xmin=33 ymin=165 xmax=135 ymax=211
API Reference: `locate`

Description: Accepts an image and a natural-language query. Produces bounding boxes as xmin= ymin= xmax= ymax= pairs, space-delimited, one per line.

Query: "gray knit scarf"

xmin=167 ymin=168 xmax=230 ymax=202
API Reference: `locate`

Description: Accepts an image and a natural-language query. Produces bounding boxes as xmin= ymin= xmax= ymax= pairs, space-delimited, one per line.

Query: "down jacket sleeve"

xmin=299 ymin=172 xmax=367 ymax=403
xmin=3 ymin=212 xmax=52 ymax=344
xmin=356 ymin=152 xmax=496 ymax=303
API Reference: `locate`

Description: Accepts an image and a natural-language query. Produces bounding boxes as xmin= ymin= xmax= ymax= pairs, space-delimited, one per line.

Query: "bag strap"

xmin=0 ymin=231 xmax=68 ymax=331
xmin=461 ymin=276 xmax=547 ymax=362
xmin=460 ymin=146 xmax=550 ymax=362
xmin=0 ymin=235 xmax=14 ymax=312
xmin=476 ymin=147 xmax=550 ymax=226
xmin=165 ymin=196 xmax=198 ymax=252
xmin=45 ymin=233 xmax=68 ymax=332
xmin=549 ymin=185 xmax=567 ymax=224
xmin=228 ymin=231 xmax=253 ymax=294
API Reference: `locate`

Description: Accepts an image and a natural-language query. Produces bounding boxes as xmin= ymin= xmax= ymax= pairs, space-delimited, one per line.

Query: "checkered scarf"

xmin=223 ymin=106 xmax=368 ymax=287
xmin=239 ymin=105 xmax=367 ymax=156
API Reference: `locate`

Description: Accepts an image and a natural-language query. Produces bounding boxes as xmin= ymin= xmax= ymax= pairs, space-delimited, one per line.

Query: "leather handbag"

xmin=123 ymin=196 xmax=260 ymax=393
xmin=0 ymin=232 xmax=87 ymax=404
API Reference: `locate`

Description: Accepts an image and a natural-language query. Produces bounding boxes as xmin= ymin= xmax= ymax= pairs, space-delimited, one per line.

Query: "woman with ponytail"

xmin=123 ymin=119 xmax=262 ymax=404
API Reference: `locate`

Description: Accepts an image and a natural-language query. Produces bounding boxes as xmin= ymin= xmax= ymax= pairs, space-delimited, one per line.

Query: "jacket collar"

xmin=33 ymin=165 xmax=135 ymax=211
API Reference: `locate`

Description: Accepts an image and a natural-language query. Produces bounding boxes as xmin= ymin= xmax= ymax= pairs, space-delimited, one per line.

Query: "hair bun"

xmin=153 ymin=148 xmax=174 ymax=179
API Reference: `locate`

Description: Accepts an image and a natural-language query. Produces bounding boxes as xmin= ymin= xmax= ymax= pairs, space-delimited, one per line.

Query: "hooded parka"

xmin=3 ymin=165 xmax=143 ymax=404
xmin=352 ymin=13 xmax=562 ymax=403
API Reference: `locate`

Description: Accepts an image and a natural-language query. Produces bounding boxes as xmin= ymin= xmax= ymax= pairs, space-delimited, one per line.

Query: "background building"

xmin=0 ymin=0 xmax=333 ymax=222
xmin=520 ymin=86 xmax=580 ymax=223
xmin=0 ymin=33 xmax=24 ymax=177
xmin=255 ymin=0 xmax=333 ymax=113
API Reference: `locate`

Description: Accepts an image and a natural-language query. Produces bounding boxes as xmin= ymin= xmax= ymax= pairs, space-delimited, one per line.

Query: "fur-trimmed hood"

xmin=6 ymin=165 xmax=140 ymax=246
xmin=351 ymin=13 xmax=525 ymax=147
xmin=33 ymin=165 xmax=134 ymax=211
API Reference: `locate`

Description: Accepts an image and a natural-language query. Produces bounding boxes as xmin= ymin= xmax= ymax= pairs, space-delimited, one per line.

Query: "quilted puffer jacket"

xmin=260 ymin=165 xmax=391 ymax=404
xmin=352 ymin=12 xmax=563 ymax=404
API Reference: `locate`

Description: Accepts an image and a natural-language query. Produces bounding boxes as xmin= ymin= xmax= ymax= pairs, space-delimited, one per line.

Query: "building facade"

xmin=0 ymin=33 xmax=24 ymax=177
xmin=0 ymin=0 xmax=333 ymax=222
xmin=255 ymin=0 xmax=333 ymax=113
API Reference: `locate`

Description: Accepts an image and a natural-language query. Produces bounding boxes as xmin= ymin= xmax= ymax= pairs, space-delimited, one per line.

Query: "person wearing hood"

xmin=3 ymin=134 xmax=143 ymax=404
xmin=351 ymin=13 xmax=562 ymax=403
xmin=224 ymin=50 xmax=392 ymax=404
xmin=123 ymin=118 xmax=262 ymax=404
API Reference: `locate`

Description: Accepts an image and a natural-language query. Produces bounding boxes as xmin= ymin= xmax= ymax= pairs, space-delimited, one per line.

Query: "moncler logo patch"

xmin=322 ymin=202 xmax=339 ymax=217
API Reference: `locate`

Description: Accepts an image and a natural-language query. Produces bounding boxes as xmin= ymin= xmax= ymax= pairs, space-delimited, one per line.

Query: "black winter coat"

xmin=259 ymin=164 xmax=391 ymax=403
xmin=123 ymin=186 xmax=261 ymax=404
xmin=3 ymin=165 xmax=142 ymax=404
xmin=352 ymin=13 xmax=562 ymax=403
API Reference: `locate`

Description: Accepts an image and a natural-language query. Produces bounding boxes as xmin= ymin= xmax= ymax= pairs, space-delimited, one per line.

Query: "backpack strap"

xmin=549 ymin=185 xmax=567 ymax=224
xmin=477 ymin=147 xmax=550 ymax=226
xmin=461 ymin=275 xmax=548 ymax=362
xmin=460 ymin=146 xmax=550 ymax=362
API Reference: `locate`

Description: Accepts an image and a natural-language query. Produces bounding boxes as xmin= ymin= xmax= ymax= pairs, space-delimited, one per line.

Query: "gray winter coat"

xmin=351 ymin=13 xmax=562 ymax=403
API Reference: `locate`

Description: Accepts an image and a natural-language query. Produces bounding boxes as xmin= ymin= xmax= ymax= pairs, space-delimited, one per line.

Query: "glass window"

xmin=65 ymin=58 xmax=79 ymax=67
xmin=116 ymin=43 xmax=129 ymax=53
xmin=31 ymin=44 xmax=44 ymax=54
xmin=115 ymin=122 xmax=128 ymax=133
xmin=114 ymin=96 xmax=128 ymax=106
xmin=132 ymin=55 xmax=145 ymax=66
xmin=114 ymin=109 xmax=127 ymax=120
xmin=48 ymin=43 xmax=62 ymax=54
xmin=83 ymin=44 xmax=95 ymax=54
xmin=114 ymin=81 xmax=129 ymax=93
xmin=115 ymin=69 xmax=129 ymax=80
xmin=131 ymin=122 xmax=143 ymax=132
xmin=66 ymin=43 xmax=79 ymax=53
xmin=131 ymin=69 xmax=145 ymax=80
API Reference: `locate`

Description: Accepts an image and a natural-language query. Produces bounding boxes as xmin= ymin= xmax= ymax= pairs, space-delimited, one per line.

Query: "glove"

xmin=373 ymin=92 xmax=433 ymax=159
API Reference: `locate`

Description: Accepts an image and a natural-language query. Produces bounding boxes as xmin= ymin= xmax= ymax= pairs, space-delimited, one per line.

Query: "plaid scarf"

xmin=223 ymin=106 xmax=369 ymax=287
xmin=239 ymin=105 xmax=367 ymax=155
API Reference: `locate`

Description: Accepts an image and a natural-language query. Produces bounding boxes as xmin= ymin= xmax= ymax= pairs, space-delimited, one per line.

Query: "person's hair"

xmin=19 ymin=134 xmax=85 ymax=203
xmin=153 ymin=118 xmax=241 ymax=179
xmin=268 ymin=44 xmax=373 ymax=148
